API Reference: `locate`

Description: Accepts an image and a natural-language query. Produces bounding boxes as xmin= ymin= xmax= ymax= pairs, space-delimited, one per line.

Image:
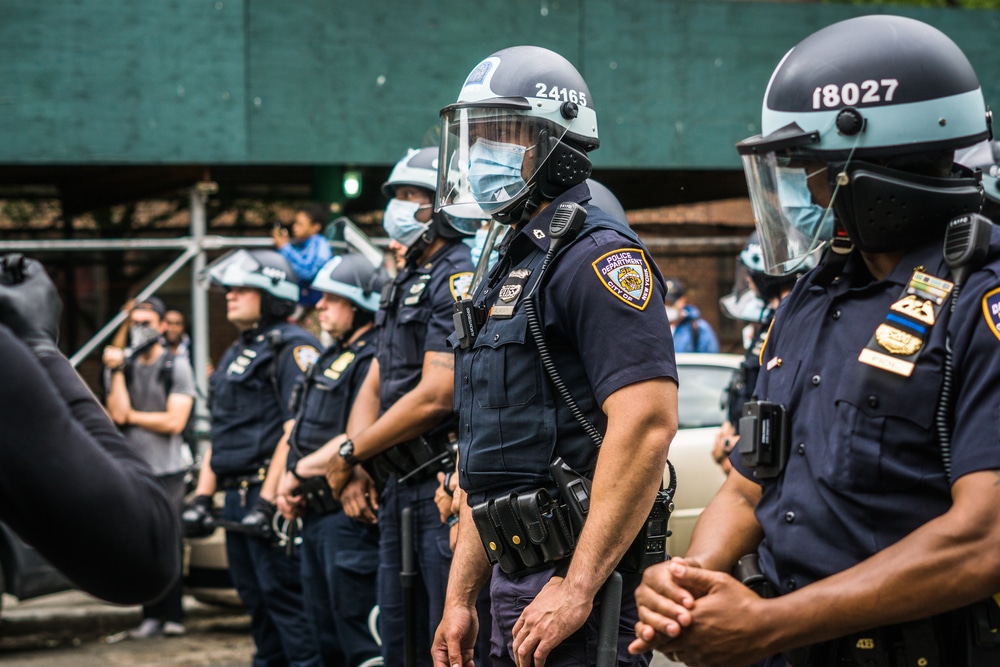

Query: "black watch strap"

xmin=339 ymin=439 xmax=361 ymax=466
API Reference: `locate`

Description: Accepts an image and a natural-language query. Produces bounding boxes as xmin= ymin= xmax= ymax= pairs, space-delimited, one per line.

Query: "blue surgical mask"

xmin=468 ymin=139 xmax=527 ymax=214
xmin=775 ymin=167 xmax=834 ymax=244
xmin=383 ymin=199 xmax=429 ymax=246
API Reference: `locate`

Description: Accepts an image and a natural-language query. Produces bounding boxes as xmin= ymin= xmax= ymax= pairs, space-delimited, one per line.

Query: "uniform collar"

xmin=829 ymin=238 xmax=948 ymax=297
xmin=511 ymin=182 xmax=593 ymax=255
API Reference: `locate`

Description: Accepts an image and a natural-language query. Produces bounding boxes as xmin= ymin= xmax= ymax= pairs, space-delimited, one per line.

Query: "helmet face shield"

xmin=437 ymin=106 xmax=571 ymax=219
xmin=738 ymin=124 xmax=843 ymax=275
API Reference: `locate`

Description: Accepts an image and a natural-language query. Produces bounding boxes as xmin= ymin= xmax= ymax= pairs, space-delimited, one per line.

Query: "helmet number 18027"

xmin=535 ymin=83 xmax=587 ymax=107
xmin=811 ymin=79 xmax=898 ymax=110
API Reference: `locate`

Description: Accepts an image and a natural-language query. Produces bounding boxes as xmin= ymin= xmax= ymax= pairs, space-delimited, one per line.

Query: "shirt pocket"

xmin=392 ymin=304 xmax=431 ymax=365
xmin=831 ymin=367 xmax=941 ymax=492
xmin=473 ymin=315 xmax=540 ymax=408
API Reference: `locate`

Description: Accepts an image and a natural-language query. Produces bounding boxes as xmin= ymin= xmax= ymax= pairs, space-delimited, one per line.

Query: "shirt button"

xmin=868 ymin=395 xmax=879 ymax=408
xmin=810 ymin=374 xmax=821 ymax=386
xmin=463 ymin=375 xmax=469 ymax=385
xmin=465 ymin=424 xmax=470 ymax=433
xmin=494 ymin=333 xmax=500 ymax=342
xmin=832 ymin=309 xmax=842 ymax=320
xmin=797 ymin=443 xmax=805 ymax=456
xmin=784 ymin=511 xmax=795 ymax=523
xmin=786 ymin=578 xmax=797 ymax=591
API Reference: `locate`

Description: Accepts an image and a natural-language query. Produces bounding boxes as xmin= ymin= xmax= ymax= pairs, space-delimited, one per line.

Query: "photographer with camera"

xmin=273 ymin=252 xmax=387 ymax=667
xmin=102 ymin=297 xmax=195 ymax=638
xmin=0 ymin=254 xmax=180 ymax=605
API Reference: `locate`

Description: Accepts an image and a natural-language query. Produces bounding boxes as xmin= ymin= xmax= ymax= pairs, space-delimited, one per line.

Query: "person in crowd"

xmin=274 ymin=252 xmax=388 ymax=667
xmin=631 ymin=15 xmax=1000 ymax=667
xmin=664 ymin=278 xmax=719 ymax=354
xmin=102 ymin=296 xmax=195 ymax=638
xmin=184 ymin=249 xmax=322 ymax=667
xmin=163 ymin=307 xmax=191 ymax=359
xmin=431 ymin=46 xmax=678 ymax=667
xmin=273 ymin=202 xmax=334 ymax=331
xmin=316 ymin=146 xmax=476 ymax=667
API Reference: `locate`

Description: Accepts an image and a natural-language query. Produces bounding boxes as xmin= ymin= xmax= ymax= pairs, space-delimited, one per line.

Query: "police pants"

xmin=377 ymin=475 xmax=453 ymax=667
xmin=300 ymin=508 xmax=380 ymax=667
xmin=143 ymin=470 xmax=187 ymax=624
xmin=488 ymin=564 xmax=649 ymax=667
xmin=224 ymin=485 xmax=322 ymax=667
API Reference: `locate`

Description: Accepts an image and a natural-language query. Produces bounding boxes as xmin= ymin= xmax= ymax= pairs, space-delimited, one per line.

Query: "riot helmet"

xmin=199 ymin=249 xmax=299 ymax=321
xmin=437 ymin=45 xmax=599 ymax=225
xmin=382 ymin=148 xmax=479 ymax=253
xmin=736 ymin=15 xmax=990 ymax=271
xmin=311 ymin=253 xmax=389 ymax=314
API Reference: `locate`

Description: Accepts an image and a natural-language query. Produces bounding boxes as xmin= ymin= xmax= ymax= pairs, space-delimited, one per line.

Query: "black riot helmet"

xmin=199 ymin=249 xmax=299 ymax=322
xmin=437 ymin=45 xmax=599 ymax=225
xmin=736 ymin=15 xmax=991 ymax=269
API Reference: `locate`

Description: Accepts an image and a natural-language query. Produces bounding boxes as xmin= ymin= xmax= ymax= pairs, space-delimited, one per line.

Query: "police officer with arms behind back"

xmin=319 ymin=147 xmax=476 ymax=667
xmin=631 ymin=15 xmax=1000 ymax=667
xmin=273 ymin=252 xmax=389 ymax=667
xmin=432 ymin=46 xmax=679 ymax=667
xmin=186 ymin=248 xmax=322 ymax=667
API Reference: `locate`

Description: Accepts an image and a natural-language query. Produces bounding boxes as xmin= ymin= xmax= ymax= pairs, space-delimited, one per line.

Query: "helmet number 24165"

xmin=811 ymin=79 xmax=898 ymax=110
xmin=535 ymin=83 xmax=587 ymax=107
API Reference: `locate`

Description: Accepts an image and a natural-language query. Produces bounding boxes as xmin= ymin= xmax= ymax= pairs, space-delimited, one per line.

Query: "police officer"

xmin=631 ymin=15 xmax=1000 ymax=667
xmin=273 ymin=253 xmax=388 ymax=667
xmin=432 ymin=46 xmax=678 ymax=667
xmin=188 ymin=248 xmax=322 ymax=667
xmin=713 ymin=232 xmax=808 ymax=472
xmin=321 ymin=147 xmax=476 ymax=667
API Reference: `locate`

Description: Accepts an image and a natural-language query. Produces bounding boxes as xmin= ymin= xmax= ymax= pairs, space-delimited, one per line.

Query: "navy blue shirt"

xmin=457 ymin=183 xmax=678 ymax=503
xmin=733 ymin=229 xmax=1000 ymax=596
xmin=287 ymin=328 xmax=377 ymax=469
xmin=374 ymin=240 xmax=474 ymax=412
xmin=209 ymin=321 xmax=320 ymax=477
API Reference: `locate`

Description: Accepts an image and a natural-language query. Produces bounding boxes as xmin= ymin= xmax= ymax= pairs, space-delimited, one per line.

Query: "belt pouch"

xmin=492 ymin=494 xmax=542 ymax=571
xmin=516 ymin=490 xmax=573 ymax=563
xmin=297 ymin=475 xmax=341 ymax=514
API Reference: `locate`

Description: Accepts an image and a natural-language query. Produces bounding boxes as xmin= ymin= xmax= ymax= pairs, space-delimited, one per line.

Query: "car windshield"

xmin=677 ymin=364 xmax=732 ymax=429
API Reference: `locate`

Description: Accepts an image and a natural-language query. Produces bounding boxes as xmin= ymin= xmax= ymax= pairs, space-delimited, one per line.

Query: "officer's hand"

xmin=713 ymin=422 xmax=737 ymax=473
xmin=630 ymin=557 xmax=700 ymax=651
xmin=241 ymin=497 xmax=276 ymax=541
xmin=632 ymin=560 xmax=773 ymax=667
xmin=340 ymin=466 xmax=378 ymax=524
xmin=276 ymin=471 xmax=304 ymax=521
xmin=180 ymin=494 xmax=215 ymax=538
xmin=432 ymin=603 xmax=478 ymax=667
xmin=0 ymin=256 xmax=62 ymax=356
xmin=326 ymin=454 xmax=353 ymax=498
xmin=434 ymin=472 xmax=456 ymax=524
xmin=512 ymin=575 xmax=592 ymax=667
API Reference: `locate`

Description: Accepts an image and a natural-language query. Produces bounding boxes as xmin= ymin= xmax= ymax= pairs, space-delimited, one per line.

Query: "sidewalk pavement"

xmin=0 ymin=590 xmax=245 ymax=638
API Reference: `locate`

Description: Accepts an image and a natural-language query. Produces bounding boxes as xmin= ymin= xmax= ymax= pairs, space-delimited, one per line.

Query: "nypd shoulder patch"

xmin=982 ymin=287 xmax=1000 ymax=342
xmin=449 ymin=272 xmax=474 ymax=301
xmin=591 ymin=248 xmax=652 ymax=311
xmin=292 ymin=345 xmax=320 ymax=372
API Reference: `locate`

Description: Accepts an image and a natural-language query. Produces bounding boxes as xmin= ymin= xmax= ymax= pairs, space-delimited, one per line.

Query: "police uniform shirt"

xmin=209 ymin=321 xmax=321 ymax=477
xmin=374 ymin=240 xmax=474 ymax=411
xmin=732 ymin=231 xmax=1000 ymax=595
xmin=287 ymin=328 xmax=377 ymax=469
xmin=458 ymin=182 xmax=678 ymax=504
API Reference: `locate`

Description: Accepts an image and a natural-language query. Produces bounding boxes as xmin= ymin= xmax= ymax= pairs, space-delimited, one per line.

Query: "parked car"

xmin=665 ymin=352 xmax=742 ymax=558
xmin=0 ymin=522 xmax=73 ymax=613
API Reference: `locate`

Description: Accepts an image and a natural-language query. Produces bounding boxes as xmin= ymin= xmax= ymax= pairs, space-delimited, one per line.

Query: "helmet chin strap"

xmin=403 ymin=225 xmax=437 ymax=266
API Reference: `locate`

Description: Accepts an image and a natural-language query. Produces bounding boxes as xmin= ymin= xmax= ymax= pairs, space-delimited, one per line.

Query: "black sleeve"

xmin=0 ymin=327 xmax=180 ymax=604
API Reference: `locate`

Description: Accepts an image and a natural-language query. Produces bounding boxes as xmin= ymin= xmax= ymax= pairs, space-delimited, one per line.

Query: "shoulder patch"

xmin=982 ymin=287 xmax=1000 ymax=342
xmin=449 ymin=272 xmax=474 ymax=301
xmin=292 ymin=345 xmax=320 ymax=372
xmin=591 ymin=248 xmax=653 ymax=311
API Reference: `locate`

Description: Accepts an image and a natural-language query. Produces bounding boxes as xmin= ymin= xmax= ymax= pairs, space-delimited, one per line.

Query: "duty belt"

xmin=217 ymin=464 xmax=269 ymax=491
xmin=365 ymin=433 xmax=456 ymax=488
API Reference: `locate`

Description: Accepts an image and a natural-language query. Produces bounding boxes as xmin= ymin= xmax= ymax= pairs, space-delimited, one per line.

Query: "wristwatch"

xmin=339 ymin=439 xmax=361 ymax=466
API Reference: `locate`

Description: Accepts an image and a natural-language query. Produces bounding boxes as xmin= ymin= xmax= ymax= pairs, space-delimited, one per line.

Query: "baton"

xmin=596 ymin=570 xmax=623 ymax=667
xmin=401 ymin=505 xmax=417 ymax=667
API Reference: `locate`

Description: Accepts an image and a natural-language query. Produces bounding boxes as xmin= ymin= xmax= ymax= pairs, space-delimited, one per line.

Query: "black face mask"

xmin=128 ymin=323 xmax=161 ymax=356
